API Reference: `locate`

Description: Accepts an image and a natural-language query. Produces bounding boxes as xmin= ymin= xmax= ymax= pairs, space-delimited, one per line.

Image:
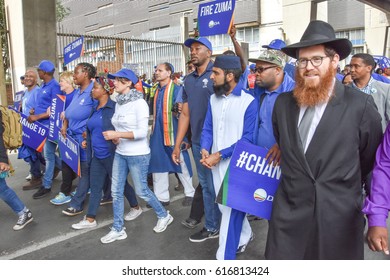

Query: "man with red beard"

xmin=265 ymin=20 xmax=383 ymax=260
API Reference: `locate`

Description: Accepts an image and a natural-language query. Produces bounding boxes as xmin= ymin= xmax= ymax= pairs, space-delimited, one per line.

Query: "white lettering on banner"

xmin=200 ymin=0 xmax=232 ymax=16
xmin=214 ymin=0 xmax=232 ymax=13
xmin=64 ymin=46 xmax=71 ymax=54
xmin=72 ymin=39 xmax=82 ymax=49
xmin=20 ymin=116 xmax=46 ymax=136
xmin=236 ymin=150 xmax=281 ymax=180
xmin=58 ymin=133 xmax=78 ymax=155
xmin=200 ymin=4 xmax=214 ymax=16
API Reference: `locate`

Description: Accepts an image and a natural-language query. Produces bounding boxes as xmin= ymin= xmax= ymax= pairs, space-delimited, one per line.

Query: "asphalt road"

xmin=0 ymin=152 xmax=389 ymax=261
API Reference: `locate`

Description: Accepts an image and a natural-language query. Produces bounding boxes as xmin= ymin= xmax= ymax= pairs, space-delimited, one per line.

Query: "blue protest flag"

xmin=218 ymin=140 xmax=281 ymax=220
xmin=373 ymin=55 xmax=390 ymax=69
xmin=58 ymin=133 xmax=80 ymax=176
xmin=48 ymin=94 xmax=65 ymax=143
xmin=197 ymin=0 xmax=235 ymax=36
xmin=20 ymin=113 xmax=48 ymax=152
xmin=64 ymin=37 xmax=84 ymax=65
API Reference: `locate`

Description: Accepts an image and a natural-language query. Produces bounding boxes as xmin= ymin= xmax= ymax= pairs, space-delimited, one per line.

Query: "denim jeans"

xmin=29 ymin=156 xmax=42 ymax=178
xmin=192 ymin=143 xmax=221 ymax=232
xmin=0 ymin=178 xmax=25 ymax=216
xmin=42 ymin=140 xmax=61 ymax=189
xmin=111 ymin=152 xmax=167 ymax=232
xmin=87 ymin=155 xmax=138 ymax=219
xmin=69 ymin=161 xmax=89 ymax=211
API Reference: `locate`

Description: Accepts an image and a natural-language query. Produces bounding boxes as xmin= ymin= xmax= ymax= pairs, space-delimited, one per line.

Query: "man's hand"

xmin=171 ymin=146 xmax=181 ymax=165
xmin=366 ymin=226 xmax=389 ymax=255
xmin=0 ymin=162 xmax=10 ymax=172
xmin=265 ymin=143 xmax=281 ymax=166
xmin=229 ymin=24 xmax=237 ymax=39
xmin=27 ymin=114 xmax=38 ymax=123
xmin=200 ymin=150 xmax=221 ymax=169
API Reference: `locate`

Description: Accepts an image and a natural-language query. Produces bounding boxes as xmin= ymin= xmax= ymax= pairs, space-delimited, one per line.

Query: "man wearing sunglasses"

xmin=248 ymin=49 xmax=295 ymax=163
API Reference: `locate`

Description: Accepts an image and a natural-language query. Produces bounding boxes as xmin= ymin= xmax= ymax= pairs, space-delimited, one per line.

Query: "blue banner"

xmin=219 ymin=140 xmax=281 ymax=220
xmin=48 ymin=94 xmax=66 ymax=142
xmin=13 ymin=91 xmax=24 ymax=112
xmin=20 ymin=113 xmax=48 ymax=152
xmin=58 ymin=133 xmax=80 ymax=176
xmin=197 ymin=0 xmax=235 ymax=36
xmin=64 ymin=36 xmax=84 ymax=65
xmin=373 ymin=55 xmax=390 ymax=69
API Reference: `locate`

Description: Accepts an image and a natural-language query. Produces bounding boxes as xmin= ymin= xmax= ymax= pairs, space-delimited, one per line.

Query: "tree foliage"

xmin=0 ymin=0 xmax=9 ymax=71
xmin=56 ymin=0 xmax=71 ymax=23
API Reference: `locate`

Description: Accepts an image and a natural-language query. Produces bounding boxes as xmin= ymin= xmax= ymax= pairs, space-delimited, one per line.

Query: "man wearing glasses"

xmin=265 ymin=20 xmax=383 ymax=260
xmin=248 ymin=49 xmax=295 ymax=162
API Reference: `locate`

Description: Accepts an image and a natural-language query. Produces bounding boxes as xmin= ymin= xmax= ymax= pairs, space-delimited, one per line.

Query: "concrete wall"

xmin=4 ymin=0 xmax=25 ymax=93
xmin=364 ymin=5 xmax=390 ymax=56
xmin=282 ymin=0 xmax=329 ymax=46
xmin=5 ymin=0 xmax=57 ymax=94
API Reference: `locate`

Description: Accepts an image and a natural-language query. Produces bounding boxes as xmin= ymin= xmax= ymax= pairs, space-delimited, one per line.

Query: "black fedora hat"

xmin=282 ymin=20 xmax=352 ymax=60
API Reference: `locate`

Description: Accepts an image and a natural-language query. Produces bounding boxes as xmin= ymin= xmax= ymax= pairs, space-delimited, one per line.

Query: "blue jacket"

xmin=86 ymin=98 xmax=116 ymax=164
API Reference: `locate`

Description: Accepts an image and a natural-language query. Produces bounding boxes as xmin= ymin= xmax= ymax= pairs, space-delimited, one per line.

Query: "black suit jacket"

xmin=265 ymin=81 xmax=383 ymax=260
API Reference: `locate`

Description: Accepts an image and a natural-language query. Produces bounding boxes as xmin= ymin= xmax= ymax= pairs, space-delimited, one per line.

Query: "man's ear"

xmin=226 ymin=72 xmax=234 ymax=82
xmin=331 ymin=53 xmax=340 ymax=69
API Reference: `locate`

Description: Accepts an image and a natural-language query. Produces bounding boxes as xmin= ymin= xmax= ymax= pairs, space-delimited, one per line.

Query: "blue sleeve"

xmin=219 ymin=98 xmax=258 ymax=159
xmin=175 ymin=86 xmax=183 ymax=103
xmin=200 ymin=101 xmax=213 ymax=152
xmin=182 ymin=86 xmax=188 ymax=103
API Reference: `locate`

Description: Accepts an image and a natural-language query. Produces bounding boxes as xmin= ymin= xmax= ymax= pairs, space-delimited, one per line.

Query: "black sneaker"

xmin=146 ymin=201 xmax=170 ymax=208
xmin=236 ymin=232 xmax=255 ymax=254
xmin=100 ymin=198 xmax=113 ymax=206
xmin=13 ymin=210 xmax=33 ymax=230
xmin=181 ymin=218 xmax=200 ymax=229
xmin=189 ymin=228 xmax=219 ymax=243
xmin=62 ymin=207 xmax=83 ymax=216
xmin=33 ymin=187 xmax=51 ymax=199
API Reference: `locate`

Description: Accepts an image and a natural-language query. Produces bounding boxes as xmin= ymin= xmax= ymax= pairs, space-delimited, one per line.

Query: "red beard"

xmin=293 ymin=64 xmax=336 ymax=107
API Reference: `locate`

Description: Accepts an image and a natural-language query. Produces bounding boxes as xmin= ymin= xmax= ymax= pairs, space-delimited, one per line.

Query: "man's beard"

xmin=293 ymin=64 xmax=335 ymax=107
xmin=213 ymin=79 xmax=231 ymax=96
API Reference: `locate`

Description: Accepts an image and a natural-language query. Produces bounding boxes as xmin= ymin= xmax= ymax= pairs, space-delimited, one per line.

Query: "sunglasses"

xmin=254 ymin=65 xmax=277 ymax=73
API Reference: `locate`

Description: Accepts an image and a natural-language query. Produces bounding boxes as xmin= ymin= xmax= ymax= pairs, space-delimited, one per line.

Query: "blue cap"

xmin=184 ymin=37 xmax=213 ymax=52
xmin=262 ymin=39 xmax=286 ymax=50
xmin=249 ymin=64 xmax=256 ymax=70
xmin=107 ymin=68 xmax=138 ymax=85
xmin=37 ymin=60 xmax=55 ymax=72
xmin=214 ymin=55 xmax=241 ymax=70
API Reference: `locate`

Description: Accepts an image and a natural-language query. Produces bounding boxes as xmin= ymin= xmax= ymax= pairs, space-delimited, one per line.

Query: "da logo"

xmin=254 ymin=188 xmax=274 ymax=202
xmin=208 ymin=20 xmax=220 ymax=29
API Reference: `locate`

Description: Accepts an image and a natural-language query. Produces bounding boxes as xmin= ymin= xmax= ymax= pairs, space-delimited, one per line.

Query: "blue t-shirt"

xmin=65 ymin=81 xmax=96 ymax=136
xmin=182 ymin=61 xmax=214 ymax=144
xmin=34 ymin=79 xmax=61 ymax=126
xmin=22 ymin=86 xmax=40 ymax=116
xmin=64 ymin=89 xmax=76 ymax=109
xmin=87 ymin=107 xmax=110 ymax=159
xmin=255 ymin=72 xmax=295 ymax=149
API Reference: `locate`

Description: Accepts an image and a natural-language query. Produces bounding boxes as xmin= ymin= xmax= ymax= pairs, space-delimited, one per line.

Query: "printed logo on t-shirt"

xmin=79 ymin=98 xmax=85 ymax=105
xmin=202 ymin=78 xmax=208 ymax=88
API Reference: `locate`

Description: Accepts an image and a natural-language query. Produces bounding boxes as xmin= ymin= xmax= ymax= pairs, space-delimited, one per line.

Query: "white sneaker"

xmin=25 ymin=173 xmax=32 ymax=181
xmin=100 ymin=228 xmax=127 ymax=244
xmin=153 ymin=211 xmax=173 ymax=233
xmin=72 ymin=216 xmax=97 ymax=230
xmin=124 ymin=207 xmax=143 ymax=221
